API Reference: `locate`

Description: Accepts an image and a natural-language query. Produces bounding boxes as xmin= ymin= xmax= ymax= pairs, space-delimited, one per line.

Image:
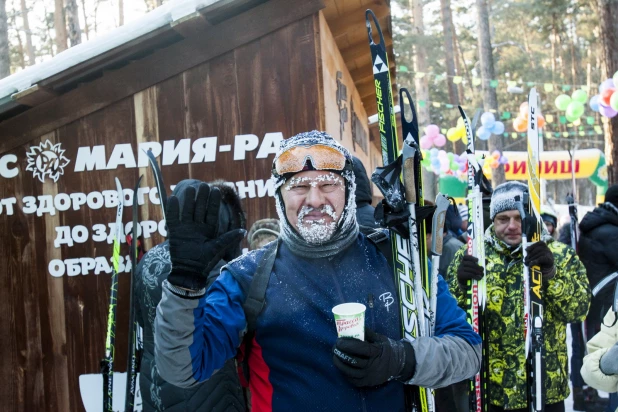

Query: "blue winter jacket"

xmin=155 ymin=234 xmax=481 ymax=411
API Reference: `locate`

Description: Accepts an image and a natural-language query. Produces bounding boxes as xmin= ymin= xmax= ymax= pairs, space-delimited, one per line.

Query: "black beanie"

xmin=606 ymin=184 xmax=618 ymax=207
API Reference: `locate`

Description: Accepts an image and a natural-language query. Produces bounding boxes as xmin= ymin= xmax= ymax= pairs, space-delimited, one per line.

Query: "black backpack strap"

xmin=359 ymin=225 xmax=394 ymax=270
xmin=242 ymin=239 xmax=279 ymax=333
xmin=239 ymin=240 xmax=279 ymax=383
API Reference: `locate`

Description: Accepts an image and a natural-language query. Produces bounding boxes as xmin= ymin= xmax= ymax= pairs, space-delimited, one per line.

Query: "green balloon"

xmin=610 ymin=91 xmax=618 ymax=111
xmin=571 ymin=89 xmax=588 ymax=104
xmin=447 ymin=152 xmax=454 ymax=160
xmin=565 ymin=101 xmax=584 ymax=119
xmin=613 ymin=71 xmax=618 ymax=87
xmin=555 ymin=94 xmax=571 ymax=111
xmin=421 ymin=157 xmax=431 ymax=168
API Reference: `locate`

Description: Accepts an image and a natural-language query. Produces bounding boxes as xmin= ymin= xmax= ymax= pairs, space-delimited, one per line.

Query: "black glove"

xmin=524 ymin=241 xmax=555 ymax=280
xmin=166 ymin=183 xmax=246 ymax=291
xmin=456 ymin=255 xmax=484 ymax=291
xmin=333 ymin=329 xmax=416 ymax=387
xmin=374 ymin=202 xmax=435 ymax=239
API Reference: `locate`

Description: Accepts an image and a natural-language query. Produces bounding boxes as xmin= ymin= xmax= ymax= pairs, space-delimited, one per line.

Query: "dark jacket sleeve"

xmin=154 ymin=270 xmax=247 ymax=388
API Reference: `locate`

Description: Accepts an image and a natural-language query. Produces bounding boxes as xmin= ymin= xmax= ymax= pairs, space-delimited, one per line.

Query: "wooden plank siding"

xmin=0 ymin=14 xmax=324 ymax=411
xmin=319 ymin=11 xmax=383 ymax=198
xmin=0 ymin=0 xmax=394 ymax=409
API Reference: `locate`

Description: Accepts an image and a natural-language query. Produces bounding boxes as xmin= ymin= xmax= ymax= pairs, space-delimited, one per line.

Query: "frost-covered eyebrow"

xmin=284 ymin=173 xmax=344 ymax=190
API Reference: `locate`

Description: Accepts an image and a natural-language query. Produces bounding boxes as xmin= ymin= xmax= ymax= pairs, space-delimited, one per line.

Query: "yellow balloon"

xmin=461 ymin=134 xmax=468 ymax=144
xmin=446 ymin=127 xmax=459 ymax=141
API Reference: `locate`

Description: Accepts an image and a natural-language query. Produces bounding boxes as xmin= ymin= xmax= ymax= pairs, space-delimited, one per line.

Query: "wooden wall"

xmin=0 ymin=14 xmax=323 ymax=411
xmin=319 ymin=12 xmax=383 ymax=198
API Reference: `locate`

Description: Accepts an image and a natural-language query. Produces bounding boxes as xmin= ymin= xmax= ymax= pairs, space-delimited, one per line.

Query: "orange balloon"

xmin=519 ymin=102 xmax=529 ymax=116
xmin=513 ymin=116 xmax=528 ymax=132
xmin=601 ymin=88 xmax=615 ymax=106
xmin=538 ymin=114 xmax=546 ymax=128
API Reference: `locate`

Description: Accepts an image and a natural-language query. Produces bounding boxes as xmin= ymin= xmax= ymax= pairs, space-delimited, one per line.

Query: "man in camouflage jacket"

xmin=447 ymin=181 xmax=590 ymax=411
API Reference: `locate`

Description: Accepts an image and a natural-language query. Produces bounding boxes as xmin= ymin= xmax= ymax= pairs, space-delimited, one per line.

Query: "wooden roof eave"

xmin=322 ymin=0 xmax=395 ymax=118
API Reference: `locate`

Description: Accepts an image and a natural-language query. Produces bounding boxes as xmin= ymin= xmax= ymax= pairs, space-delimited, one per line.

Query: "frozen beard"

xmin=296 ymin=204 xmax=338 ymax=244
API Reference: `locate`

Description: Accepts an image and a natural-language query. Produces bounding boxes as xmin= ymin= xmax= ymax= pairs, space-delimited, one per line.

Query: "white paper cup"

xmin=332 ymin=302 xmax=366 ymax=341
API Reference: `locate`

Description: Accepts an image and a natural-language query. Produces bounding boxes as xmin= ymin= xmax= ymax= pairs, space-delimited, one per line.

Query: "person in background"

xmin=135 ymin=179 xmax=246 ymax=411
xmin=247 ymin=218 xmax=280 ymax=250
xmin=576 ymin=184 xmax=618 ymax=410
xmin=352 ymin=155 xmax=379 ymax=228
xmin=441 ymin=204 xmax=465 ymax=277
xmin=448 ymin=181 xmax=591 ymax=412
xmin=458 ymin=203 xmax=469 ymax=233
xmin=541 ymin=208 xmax=558 ymax=238
xmin=581 ymin=308 xmax=618 ymax=412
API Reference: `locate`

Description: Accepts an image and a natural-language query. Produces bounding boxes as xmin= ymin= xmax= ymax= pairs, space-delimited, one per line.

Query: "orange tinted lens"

xmin=275 ymin=145 xmax=346 ymax=174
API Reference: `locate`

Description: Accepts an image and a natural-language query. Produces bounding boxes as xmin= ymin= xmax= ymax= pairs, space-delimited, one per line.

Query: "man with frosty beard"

xmin=155 ymin=131 xmax=481 ymax=411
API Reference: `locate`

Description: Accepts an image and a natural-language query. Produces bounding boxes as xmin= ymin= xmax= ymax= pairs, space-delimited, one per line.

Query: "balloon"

xmin=555 ymin=94 xmax=571 ymax=111
xmin=571 ymin=89 xmax=588 ymax=104
xmin=610 ymin=91 xmax=618 ymax=111
xmin=491 ymin=150 xmax=500 ymax=158
xmin=425 ymin=124 xmax=440 ymax=137
xmin=613 ymin=71 xmax=618 ymax=87
xmin=590 ymin=95 xmax=601 ymax=112
xmin=600 ymin=78 xmax=615 ymax=92
xmin=434 ymin=134 xmax=446 ymax=147
xmin=491 ymin=121 xmax=505 ymax=135
xmin=513 ymin=117 xmax=527 ymax=132
xmin=477 ymin=126 xmax=491 ymax=140
xmin=461 ymin=134 xmax=468 ymax=145
xmin=490 ymin=160 xmax=500 ymax=169
xmin=481 ymin=112 xmax=495 ymax=128
xmin=450 ymin=161 xmax=459 ymax=172
xmin=446 ymin=127 xmax=459 ymax=142
xmin=420 ymin=135 xmax=432 ymax=150
xmin=499 ymin=156 xmax=508 ymax=165
xmin=538 ymin=115 xmax=546 ymax=129
xmin=600 ymin=104 xmax=618 ymax=118
xmin=430 ymin=148 xmax=439 ymax=157
xmin=565 ymin=112 xmax=579 ymax=123
xmin=565 ymin=101 xmax=585 ymax=120
xmin=601 ymin=88 xmax=615 ymax=106
xmin=519 ymin=102 xmax=528 ymax=115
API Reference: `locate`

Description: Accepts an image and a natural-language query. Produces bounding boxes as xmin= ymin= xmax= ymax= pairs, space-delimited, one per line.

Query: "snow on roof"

xmin=0 ymin=0 xmax=222 ymax=102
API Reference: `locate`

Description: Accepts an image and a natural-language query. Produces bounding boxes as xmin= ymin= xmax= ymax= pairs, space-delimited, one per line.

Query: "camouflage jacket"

xmin=446 ymin=225 xmax=590 ymax=409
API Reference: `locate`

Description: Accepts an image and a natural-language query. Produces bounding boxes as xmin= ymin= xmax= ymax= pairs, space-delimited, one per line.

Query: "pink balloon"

xmin=425 ymin=124 xmax=440 ymax=137
xmin=420 ymin=135 xmax=433 ymax=149
xmin=433 ymin=134 xmax=446 ymax=147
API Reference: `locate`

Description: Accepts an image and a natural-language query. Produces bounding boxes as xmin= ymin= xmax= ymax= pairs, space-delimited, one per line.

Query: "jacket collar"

xmin=485 ymin=224 xmax=554 ymax=258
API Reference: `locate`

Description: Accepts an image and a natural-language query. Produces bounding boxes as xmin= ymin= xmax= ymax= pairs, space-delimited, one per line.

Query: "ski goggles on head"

xmin=273 ymin=144 xmax=348 ymax=176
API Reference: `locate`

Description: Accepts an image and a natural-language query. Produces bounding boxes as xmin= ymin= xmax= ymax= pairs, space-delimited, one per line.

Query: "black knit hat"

xmin=490 ymin=181 xmax=528 ymax=220
xmin=606 ymin=184 xmax=618 ymax=207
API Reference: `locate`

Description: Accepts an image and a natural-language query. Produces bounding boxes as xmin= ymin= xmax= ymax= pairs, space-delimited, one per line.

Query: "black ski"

xmin=125 ymin=175 xmax=144 ymax=411
xmin=101 ymin=177 xmax=125 ymax=412
xmin=366 ymin=10 xmax=430 ymax=412
xmin=145 ymin=149 xmax=168 ymax=224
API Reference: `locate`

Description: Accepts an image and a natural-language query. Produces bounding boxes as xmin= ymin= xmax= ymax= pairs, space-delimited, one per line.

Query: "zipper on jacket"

xmin=360 ymin=388 xmax=368 ymax=412
xmin=367 ymin=293 xmax=375 ymax=329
